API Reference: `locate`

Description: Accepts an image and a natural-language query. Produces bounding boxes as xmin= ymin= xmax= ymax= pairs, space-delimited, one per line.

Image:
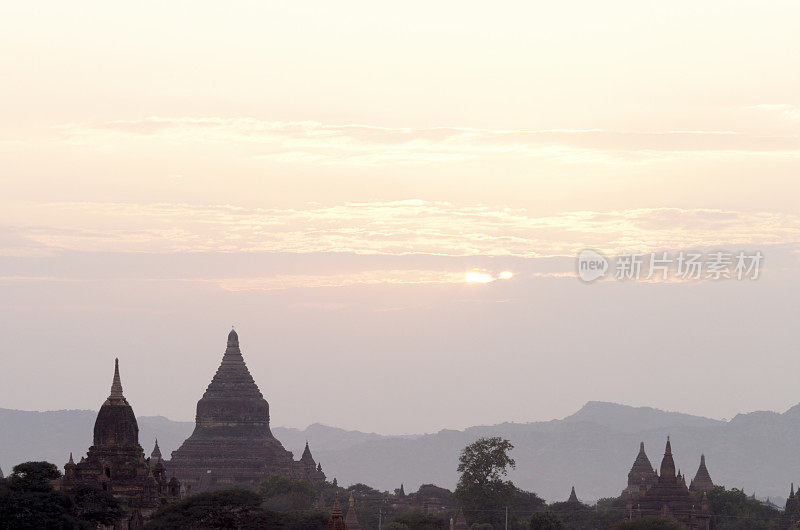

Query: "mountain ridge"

xmin=2 ymin=401 xmax=798 ymax=502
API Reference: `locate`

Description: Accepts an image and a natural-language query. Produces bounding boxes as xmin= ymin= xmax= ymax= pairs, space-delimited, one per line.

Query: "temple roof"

xmin=104 ymin=358 xmax=129 ymax=406
xmin=568 ymin=486 xmax=578 ymax=502
xmin=344 ymin=493 xmax=362 ymax=529
xmin=627 ymin=441 xmax=657 ymax=488
xmin=202 ymin=329 xmax=264 ymax=401
xmin=93 ymin=359 xmax=139 ymax=447
xmin=151 ymin=439 xmax=162 ymax=460
xmin=300 ymin=441 xmax=314 ymax=464
xmin=327 ymin=493 xmax=347 ymax=530
xmin=689 ymin=454 xmax=714 ymax=492
xmin=659 ymin=437 xmax=677 ymax=483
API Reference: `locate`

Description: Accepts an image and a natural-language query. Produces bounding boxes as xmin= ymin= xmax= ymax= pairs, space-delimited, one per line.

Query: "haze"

xmin=1 ymin=1 xmax=798 ymax=434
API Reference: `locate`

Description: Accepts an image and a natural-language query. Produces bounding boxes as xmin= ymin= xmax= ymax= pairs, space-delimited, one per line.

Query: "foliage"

xmin=508 ymin=487 xmax=547 ymax=522
xmin=529 ymin=510 xmax=564 ymax=529
xmin=68 ymin=484 xmax=124 ymax=526
xmin=613 ymin=518 xmax=681 ymax=530
xmin=702 ymin=486 xmax=778 ymax=530
xmin=144 ymin=489 xmax=281 ymax=529
xmin=259 ymin=475 xmax=316 ymax=512
xmin=455 ymin=437 xmax=517 ymax=526
xmin=414 ymin=483 xmax=456 ymax=507
xmin=389 ymin=510 xmax=448 ymax=529
xmin=0 ymin=461 xmax=124 ymax=529
xmin=281 ymin=510 xmax=329 ymax=529
xmin=8 ymin=461 xmax=62 ymax=492
xmin=548 ymin=500 xmax=593 ymax=529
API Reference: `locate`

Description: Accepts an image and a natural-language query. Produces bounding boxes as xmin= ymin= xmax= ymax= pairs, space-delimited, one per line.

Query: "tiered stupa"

xmin=168 ymin=329 xmax=324 ymax=492
xmin=689 ymin=454 xmax=714 ymax=494
xmin=622 ymin=441 xmax=657 ymax=498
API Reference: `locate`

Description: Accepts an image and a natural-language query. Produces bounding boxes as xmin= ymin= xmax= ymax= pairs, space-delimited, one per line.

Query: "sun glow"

xmin=465 ymin=271 xmax=494 ymax=283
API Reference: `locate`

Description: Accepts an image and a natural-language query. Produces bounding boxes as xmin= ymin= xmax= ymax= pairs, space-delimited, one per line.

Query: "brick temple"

xmin=60 ymin=359 xmax=180 ymax=528
xmin=624 ymin=437 xmax=711 ymax=529
xmin=168 ymin=329 xmax=325 ymax=492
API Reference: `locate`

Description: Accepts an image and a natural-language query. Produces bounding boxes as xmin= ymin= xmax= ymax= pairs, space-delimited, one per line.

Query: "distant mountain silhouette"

xmin=2 ymin=402 xmax=798 ymax=503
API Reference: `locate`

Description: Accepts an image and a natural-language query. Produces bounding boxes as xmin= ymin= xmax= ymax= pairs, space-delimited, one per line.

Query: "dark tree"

xmin=529 ymin=510 xmax=564 ymax=530
xmin=702 ymin=486 xmax=778 ymax=530
xmin=144 ymin=489 xmax=281 ymax=529
xmin=613 ymin=518 xmax=681 ymax=530
xmin=455 ymin=437 xmax=516 ymax=526
xmin=390 ymin=511 xmax=448 ymax=529
xmin=259 ymin=475 xmax=316 ymax=512
xmin=68 ymin=484 xmax=124 ymax=526
xmin=8 ymin=461 xmax=62 ymax=492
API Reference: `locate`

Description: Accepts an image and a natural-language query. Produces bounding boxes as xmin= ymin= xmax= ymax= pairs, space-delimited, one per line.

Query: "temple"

xmin=344 ymin=492 xmax=363 ymax=530
xmin=326 ymin=492 xmax=347 ymax=530
xmin=778 ymin=483 xmax=800 ymax=530
xmin=625 ymin=437 xmax=710 ymax=529
xmin=567 ymin=486 xmax=579 ymax=503
xmin=168 ymin=329 xmax=325 ymax=492
xmin=622 ymin=441 xmax=657 ymax=499
xmin=60 ymin=359 xmax=180 ymax=527
xmin=688 ymin=454 xmax=714 ymax=494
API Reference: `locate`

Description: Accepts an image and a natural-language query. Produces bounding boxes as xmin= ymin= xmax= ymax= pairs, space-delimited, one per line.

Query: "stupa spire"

xmin=659 ymin=436 xmax=677 ymax=482
xmin=345 ymin=492 xmax=362 ymax=529
xmin=327 ymin=492 xmax=346 ymax=530
xmin=152 ymin=439 xmax=162 ymax=460
xmin=568 ymin=486 xmax=578 ymax=502
xmin=690 ymin=453 xmax=714 ymax=493
xmin=105 ymin=358 xmax=128 ymax=405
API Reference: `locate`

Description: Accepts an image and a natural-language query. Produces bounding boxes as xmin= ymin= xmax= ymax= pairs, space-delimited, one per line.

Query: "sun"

xmin=465 ymin=271 xmax=494 ymax=283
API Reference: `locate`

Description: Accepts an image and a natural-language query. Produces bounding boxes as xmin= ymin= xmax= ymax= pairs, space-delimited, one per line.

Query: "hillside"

xmin=2 ymin=402 xmax=798 ymax=503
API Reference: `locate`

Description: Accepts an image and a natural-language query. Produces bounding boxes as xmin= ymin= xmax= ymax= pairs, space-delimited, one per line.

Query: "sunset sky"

xmin=1 ymin=1 xmax=798 ymax=434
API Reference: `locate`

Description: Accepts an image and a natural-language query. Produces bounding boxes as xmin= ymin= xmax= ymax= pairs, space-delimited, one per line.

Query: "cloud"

xmin=2 ymin=201 xmax=798 ymax=258
xmin=54 ymin=117 xmax=800 ymax=167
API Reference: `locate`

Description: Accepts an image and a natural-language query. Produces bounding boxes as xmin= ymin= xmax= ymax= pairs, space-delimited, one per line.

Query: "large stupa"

xmin=169 ymin=329 xmax=325 ymax=493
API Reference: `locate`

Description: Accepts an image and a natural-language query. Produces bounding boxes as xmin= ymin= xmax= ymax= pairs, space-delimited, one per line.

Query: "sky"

xmin=0 ymin=1 xmax=798 ymax=435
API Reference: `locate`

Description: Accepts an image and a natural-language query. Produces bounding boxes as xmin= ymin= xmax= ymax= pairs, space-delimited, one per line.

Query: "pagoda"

xmin=627 ymin=437 xmax=710 ymax=529
xmin=168 ymin=329 xmax=325 ymax=492
xmin=60 ymin=359 xmax=179 ymax=526
xmin=622 ymin=441 xmax=657 ymax=499
xmin=688 ymin=454 xmax=714 ymax=494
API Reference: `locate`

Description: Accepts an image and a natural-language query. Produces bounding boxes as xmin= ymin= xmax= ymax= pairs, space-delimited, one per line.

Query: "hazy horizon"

xmin=1 ymin=1 xmax=798 ymax=435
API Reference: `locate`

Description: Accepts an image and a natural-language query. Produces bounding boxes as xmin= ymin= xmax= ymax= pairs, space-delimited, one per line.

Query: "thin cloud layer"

xmin=3 ymin=201 xmax=798 ymax=258
xmin=56 ymin=117 xmax=800 ymax=166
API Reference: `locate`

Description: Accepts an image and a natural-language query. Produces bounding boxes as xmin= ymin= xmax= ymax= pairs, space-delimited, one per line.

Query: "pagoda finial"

xmin=152 ymin=438 xmax=162 ymax=459
xmin=68 ymin=452 xmax=75 ymax=465
xmin=108 ymin=358 xmax=125 ymax=403
xmin=568 ymin=486 xmax=578 ymax=502
xmin=332 ymin=491 xmax=342 ymax=515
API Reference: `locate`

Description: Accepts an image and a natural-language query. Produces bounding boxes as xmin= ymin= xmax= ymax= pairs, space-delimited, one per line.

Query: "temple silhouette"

xmin=168 ymin=328 xmax=325 ymax=493
xmin=58 ymin=359 xmax=180 ymax=527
